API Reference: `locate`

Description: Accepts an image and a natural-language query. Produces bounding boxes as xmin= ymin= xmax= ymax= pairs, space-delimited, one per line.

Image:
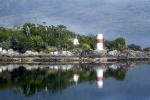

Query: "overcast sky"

xmin=0 ymin=0 xmax=150 ymax=48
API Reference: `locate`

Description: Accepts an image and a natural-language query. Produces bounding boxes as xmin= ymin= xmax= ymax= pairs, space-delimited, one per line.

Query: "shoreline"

xmin=0 ymin=55 xmax=149 ymax=63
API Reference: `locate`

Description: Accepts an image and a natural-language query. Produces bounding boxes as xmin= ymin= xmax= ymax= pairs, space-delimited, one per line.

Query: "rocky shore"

xmin=0 ymin=49 xmax=149 ymax=63
xmin=0 ymin=55 xmax=149 ymax=63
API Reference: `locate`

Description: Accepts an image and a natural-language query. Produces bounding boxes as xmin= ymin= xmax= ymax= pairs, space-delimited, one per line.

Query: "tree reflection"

xmin=104 ymin=67 xmax=127 ymax=81
xmin=0 ymin=63 xmax=130 ymax=96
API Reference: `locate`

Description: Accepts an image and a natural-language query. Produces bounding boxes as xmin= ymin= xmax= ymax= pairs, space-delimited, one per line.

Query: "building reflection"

xmin=70 ymin=74 xmax=79 ymax=84
xmin=96 ymin=68 xmax=103 ymax=88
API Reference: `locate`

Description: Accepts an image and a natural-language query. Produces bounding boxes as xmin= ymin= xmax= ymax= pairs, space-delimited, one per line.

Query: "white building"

xmin=69 ymin=36 xmax=79 ymax=45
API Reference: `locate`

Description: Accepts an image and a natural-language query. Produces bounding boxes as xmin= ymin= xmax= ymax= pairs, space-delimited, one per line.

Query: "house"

xmin=69 ymin=36 xmax=79 ymax=45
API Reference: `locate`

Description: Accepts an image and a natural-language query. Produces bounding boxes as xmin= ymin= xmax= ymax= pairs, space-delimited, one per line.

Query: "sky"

xmin=0 ymin=0 xmax=150 ymax=48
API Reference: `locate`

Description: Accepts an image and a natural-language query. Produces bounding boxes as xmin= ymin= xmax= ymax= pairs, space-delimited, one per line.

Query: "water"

xmin=0 ymin=62 xmax=150 ymax=100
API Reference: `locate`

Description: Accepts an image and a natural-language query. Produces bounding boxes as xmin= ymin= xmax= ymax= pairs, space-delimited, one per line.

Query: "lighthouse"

xmin=96 ymin=34 xmax=103 ymax=50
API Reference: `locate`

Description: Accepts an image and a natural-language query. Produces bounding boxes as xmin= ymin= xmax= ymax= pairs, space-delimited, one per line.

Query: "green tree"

xmin=88 ymin=34 xmax=96 ymax=50
xmin=104 ymin=37 xmax=126 ymax=51
xmin=114 ymin=37 xmax=126 ymax=51
xmin=128 ymin=44 xmax=142 ymax=51
xmin=143 ymin=47 xmax=150 ymax=51
xmin=57 ymin=25 xmax=67 ymax=30
xmin=13 ymin=24 xmax=22 ymax=31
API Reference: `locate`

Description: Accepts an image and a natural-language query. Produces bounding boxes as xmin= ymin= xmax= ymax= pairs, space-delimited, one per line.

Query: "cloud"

xmin=0 ymin=0 xmax=150 ymax=48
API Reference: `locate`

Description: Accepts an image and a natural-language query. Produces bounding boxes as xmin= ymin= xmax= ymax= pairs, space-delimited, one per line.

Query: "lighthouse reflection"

xmin=0 ymin=62 xmax=143 ymax=96
xmin=96 ymin=69 xmax=103 ymax=88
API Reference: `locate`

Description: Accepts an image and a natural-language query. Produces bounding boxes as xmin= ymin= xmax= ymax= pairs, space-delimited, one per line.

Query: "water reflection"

xmin=0 ymin=61 xmax=149 ymax=96
xmin=70 ymin=74 xmax=80 ymax=84
xmin=96 ymin=68 xmax=103 ymax=88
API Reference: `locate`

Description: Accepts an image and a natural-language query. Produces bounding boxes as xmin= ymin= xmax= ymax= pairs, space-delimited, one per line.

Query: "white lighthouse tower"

xmin=96 ymin=33 xmax=103 ymax=50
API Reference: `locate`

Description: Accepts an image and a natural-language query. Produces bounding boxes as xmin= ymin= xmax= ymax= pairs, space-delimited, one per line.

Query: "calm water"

xmin=0 ymin=62 xmax=150 ymax=100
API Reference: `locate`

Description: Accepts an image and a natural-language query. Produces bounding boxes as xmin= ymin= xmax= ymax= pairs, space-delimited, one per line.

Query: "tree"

xmin=31 ymin=36 xmax=46 ymax=52
xmin=0 ymin=27 xmax=12 ymax=42
xmin=143 ymin=47 xmax=150 ymax=51
xmin=57 ymin=25 xmax=67 ymax=30
xmin=11 ymin=34 xmax=31 ymax=53
xmin=104 ymin=37 xmax=126 ymax=51
xmin=43 ymin=22 xmax=46 ymax=26
xmin=88 ymin=34 xmax=96 ymax=50
xmin=114 ymin=37 xmax=126 ymax=51
xmin=13 ymin=24 xmax=22 ymax=31
xmin=128 ymin=44 xmax=142 ymax=51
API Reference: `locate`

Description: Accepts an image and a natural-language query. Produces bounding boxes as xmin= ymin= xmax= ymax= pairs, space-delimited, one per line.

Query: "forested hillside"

xmin=0 ymin=23 xmax=96 ymax=53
